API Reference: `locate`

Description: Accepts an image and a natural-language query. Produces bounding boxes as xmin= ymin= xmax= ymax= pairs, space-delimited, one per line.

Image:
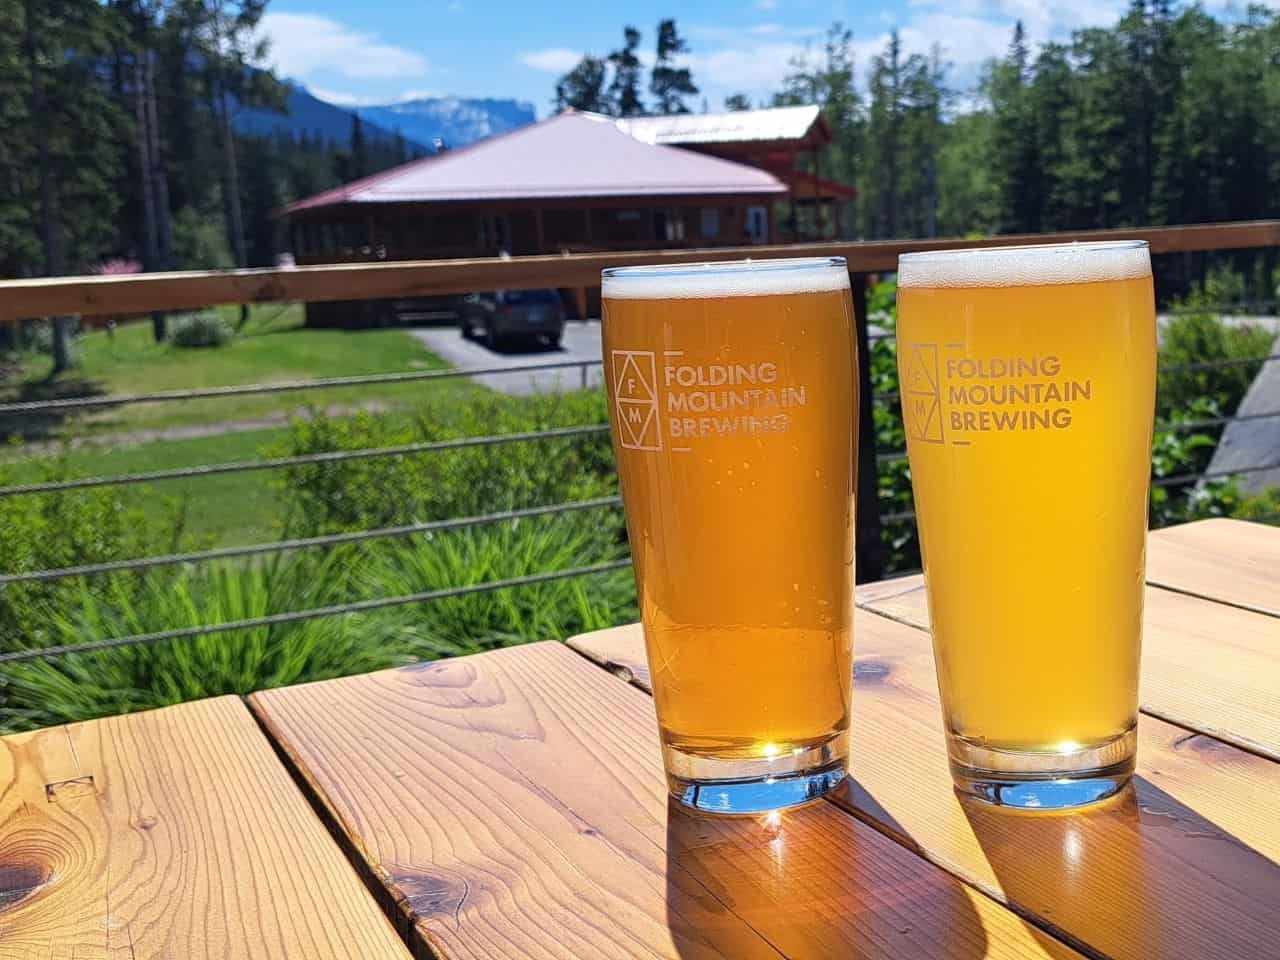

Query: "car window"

xmin=502 ymin=289 xmax=559 ymax=305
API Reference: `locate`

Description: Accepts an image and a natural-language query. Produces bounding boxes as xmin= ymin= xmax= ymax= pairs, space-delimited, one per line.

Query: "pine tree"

xmin=650 ymin=19 xmax=697 ymax=114
xmin=723 ymin=93 xmax=752 ymax=111
xmin=350 ymin=114 xmax=368 ymax=180
xmin=554 ymin=56 xmax=608 ymax=113
xmin=607 ymin=26 xmax=644 ymax=116
xmin=18 ymin=0 xmax=127 ymax=370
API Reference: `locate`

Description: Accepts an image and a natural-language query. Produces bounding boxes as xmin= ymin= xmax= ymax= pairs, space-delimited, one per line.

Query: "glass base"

xmin=948 ymin=725 xmax=1137 ymax=810
xmin=665 ymin=731 xmax=848 ymax=814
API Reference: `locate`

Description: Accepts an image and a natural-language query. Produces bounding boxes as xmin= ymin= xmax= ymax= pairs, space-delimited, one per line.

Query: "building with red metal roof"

xmin=285 ymin=108 xmax=852 ymax=324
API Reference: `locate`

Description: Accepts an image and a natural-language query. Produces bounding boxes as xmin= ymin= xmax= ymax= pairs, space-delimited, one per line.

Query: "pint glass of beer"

xmin=602 ymin=258 xmax=857 ymax=813
xmin=896 ymin=240 xmax=1156 ymax=809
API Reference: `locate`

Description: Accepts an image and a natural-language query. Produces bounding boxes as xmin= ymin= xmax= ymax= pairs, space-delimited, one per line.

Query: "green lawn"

xmin=0 ymin=305 xmax=492 ymax=546
xmin=2 ymin=427 xmax=292 ymax=546
xmin=4 ymin=305 xmax=478 ymax=437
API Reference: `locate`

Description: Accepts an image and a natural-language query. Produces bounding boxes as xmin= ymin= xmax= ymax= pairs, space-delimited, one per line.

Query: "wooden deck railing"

xmin=0 ymin=219 xmax=1276 ymax=602
xmin=1 ymin=220 xmax=1278 ymax=321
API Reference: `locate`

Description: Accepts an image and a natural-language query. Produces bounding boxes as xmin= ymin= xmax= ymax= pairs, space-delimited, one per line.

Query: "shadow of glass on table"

xmin=663 ymin=795 xmax=1002 ymax=960
xmin=957 ymin=774 xmax=1280 ymax=960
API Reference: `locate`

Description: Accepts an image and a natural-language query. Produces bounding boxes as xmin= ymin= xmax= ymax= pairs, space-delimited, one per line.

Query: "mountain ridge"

xmin=234 ymin=85 xmax=537 ymax=153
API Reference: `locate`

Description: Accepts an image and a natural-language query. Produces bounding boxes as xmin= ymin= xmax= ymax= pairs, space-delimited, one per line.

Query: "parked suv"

xmin=460 ymin=289 xmax=566 ymax=349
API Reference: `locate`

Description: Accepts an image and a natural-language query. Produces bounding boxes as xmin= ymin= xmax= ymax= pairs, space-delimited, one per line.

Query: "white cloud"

xmin=688 ymin=42 xmax=807 ymax=96
xmin=258 ymin=13 xmax=429 ymax=81
xmin=520 ymin=48 xmax=583 ymax=73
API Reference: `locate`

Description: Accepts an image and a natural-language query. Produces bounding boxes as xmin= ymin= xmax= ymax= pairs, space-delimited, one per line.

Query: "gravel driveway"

xmin=409 ymin=321 xmax=604 ymax=396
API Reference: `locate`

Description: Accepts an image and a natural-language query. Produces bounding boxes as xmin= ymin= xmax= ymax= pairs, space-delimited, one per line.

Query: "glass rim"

xmin=898 ymin=239 xmax=1149 ymax=264
xmin=601 ymin=256 xmax=847 ymax=281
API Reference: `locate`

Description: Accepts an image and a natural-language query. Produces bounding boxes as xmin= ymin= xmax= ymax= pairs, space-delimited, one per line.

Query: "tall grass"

xmin=0 ymin=510 xmax=634 ymax=732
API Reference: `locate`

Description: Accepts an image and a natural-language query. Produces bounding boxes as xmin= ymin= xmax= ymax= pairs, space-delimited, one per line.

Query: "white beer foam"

xmin=602 ymin=257 xmax=851 ymax=299
xmin=897 ymin=241 xmax=1151 ymax=289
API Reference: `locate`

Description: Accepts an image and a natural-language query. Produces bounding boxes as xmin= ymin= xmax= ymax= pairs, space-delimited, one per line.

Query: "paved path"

xmin=409 ymin=321 xmax=604 ymax=396
xmin=7 ymin=401 xmax=389 ymax=458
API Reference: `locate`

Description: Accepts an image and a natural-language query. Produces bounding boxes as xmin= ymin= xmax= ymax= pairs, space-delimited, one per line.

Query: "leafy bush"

xmin=170 ymin=310 xmax=233 ymax=348
xmin=0 ymin=390 xmax=630 ymax=731
xmin=0 ymin=456 xmax=190 ymax=654
xmin=1157 ymin=300 xmax=1274 ymax=418
xmin=275 ymin=390 xmax=617 ymax=535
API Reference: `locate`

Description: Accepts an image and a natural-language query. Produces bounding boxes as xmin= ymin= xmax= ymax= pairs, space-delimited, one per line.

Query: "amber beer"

xmin=602 ymin=258 xmax=857 ymax=813
xmin=896 ymin=240 xmax=1156 ymax=809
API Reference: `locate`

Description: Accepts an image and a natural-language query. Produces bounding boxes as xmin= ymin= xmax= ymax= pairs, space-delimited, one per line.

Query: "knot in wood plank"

xmin=0 ymin=861 xmax=52 ymax=912
xmin=389 ymin=867 xmax=471 ymax=929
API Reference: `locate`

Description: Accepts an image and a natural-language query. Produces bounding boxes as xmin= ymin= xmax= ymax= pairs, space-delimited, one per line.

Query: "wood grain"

xmin=854 ymin=573 xmax=1280 ymax=761
xmin=2 ymin=220 xmax=1276 ymax=321
xmin=0 ymin=695 xmax=409 ymax=960
xmin=1146 ymin=518 xmax=1280 ymax=616
xmin=250 ymin=641 xmax=1081 ymax=960
xmin=569 ymin=618 xmax=1280 ymax=960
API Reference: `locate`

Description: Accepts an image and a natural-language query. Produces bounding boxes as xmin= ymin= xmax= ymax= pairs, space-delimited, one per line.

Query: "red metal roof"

xmin=286 ymin=111 xmax=788 ymax=214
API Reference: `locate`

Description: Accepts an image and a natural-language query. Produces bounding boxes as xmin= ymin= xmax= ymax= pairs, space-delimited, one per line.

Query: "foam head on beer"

xmin=895 ymin=240 xmax=1155 ymax=808
xmin=897 ymin=239 xmax=1152 ymax=289
xmin=602 ymin=257 xmax=858 ymax=812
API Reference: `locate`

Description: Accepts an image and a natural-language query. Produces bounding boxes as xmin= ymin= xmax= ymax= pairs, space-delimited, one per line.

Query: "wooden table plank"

xmin=569 ymin=619 xmax=1280 ymax=960
xmin=854 ymin=574 xmax=1280 ymax=761
xmin=0 ymin=695 xmax=409 ymax=960
xmin=1146 ymin=518 xmax=1280 ymax=616
xmin=250 ymin=642 xmax=1082 ymax=960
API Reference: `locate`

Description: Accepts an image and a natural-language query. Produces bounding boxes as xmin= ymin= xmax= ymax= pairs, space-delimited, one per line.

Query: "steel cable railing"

xmin=2 ymin=334 xmax=1277 ymax=665
xmin=0 ymin=559 xmax=634 ymax=666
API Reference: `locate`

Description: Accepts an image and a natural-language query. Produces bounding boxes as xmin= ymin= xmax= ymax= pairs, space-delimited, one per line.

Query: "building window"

xmin=700 ymin=208 xmax=720 ymax=240
xmin=427 ymin=212 xmax=475 ymax=247
xmin=544 ymin=209 xmax=588 ymax=247
xmin=654 ymin=208 xmax=685 ymax=244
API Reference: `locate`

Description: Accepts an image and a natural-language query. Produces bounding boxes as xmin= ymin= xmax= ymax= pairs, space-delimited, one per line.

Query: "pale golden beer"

xmin=897 ymin=240 xmax=1156 ymax=808
xmin=602 ymin=258 xmax=857 ymax=813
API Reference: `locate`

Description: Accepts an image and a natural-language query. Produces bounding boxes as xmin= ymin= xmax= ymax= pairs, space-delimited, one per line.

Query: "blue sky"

xmin=256 ymin=0 xmax=1141 ymax=112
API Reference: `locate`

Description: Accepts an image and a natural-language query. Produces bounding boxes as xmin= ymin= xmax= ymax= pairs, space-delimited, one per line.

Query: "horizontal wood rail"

xmin=1 ymin=220 xmax=1277 ymax=322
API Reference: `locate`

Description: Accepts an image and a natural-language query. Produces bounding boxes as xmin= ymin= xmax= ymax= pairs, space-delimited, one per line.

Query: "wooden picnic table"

xmin=2 ymin=517 xmax=1277 ymax=959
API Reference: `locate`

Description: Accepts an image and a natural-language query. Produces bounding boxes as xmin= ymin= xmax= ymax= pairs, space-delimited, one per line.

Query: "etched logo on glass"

xmin=611 ymin=350 xmax=662 ymax=450
xmin=903 ymin=343 xmax=945 ymax=443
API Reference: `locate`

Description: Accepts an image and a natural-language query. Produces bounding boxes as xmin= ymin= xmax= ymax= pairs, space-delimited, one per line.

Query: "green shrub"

xmin=1158 ymin=300 xmax=1274 ymax=418
xmin=170 ymin=310 xmax=233 ymax=348
xmin=275 ymin=390 xmax=617 ymax=535
xmin=0 ymin=455 xmax=190 ymax=654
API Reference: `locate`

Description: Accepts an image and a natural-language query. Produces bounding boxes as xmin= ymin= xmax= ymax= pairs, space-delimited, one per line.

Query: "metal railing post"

xmin=851 ymin=271 xmax=884 ymax=583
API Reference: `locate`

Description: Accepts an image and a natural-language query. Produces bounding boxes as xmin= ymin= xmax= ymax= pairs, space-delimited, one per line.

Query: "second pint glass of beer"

xmin=602 ymin=258 xmax=857 ymax=813
xmin=896 ymin=240 xmax=1156 ymax=809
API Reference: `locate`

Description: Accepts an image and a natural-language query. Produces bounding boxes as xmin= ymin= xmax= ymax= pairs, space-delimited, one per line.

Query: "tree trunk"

xmin=52 ymin=317 xmax=77 ymax=371
xmin=147 ymin=52 xmax=172 ymax=268
xmin=144 ymin=49 xmax=170 ymax=341
xmin=134 ymin=52 xmax=159 ymax=270
xmin=25 ymin=0 xmax=75 ymax=373
xmin=214 ymin=84 xmax=247 ymax=268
